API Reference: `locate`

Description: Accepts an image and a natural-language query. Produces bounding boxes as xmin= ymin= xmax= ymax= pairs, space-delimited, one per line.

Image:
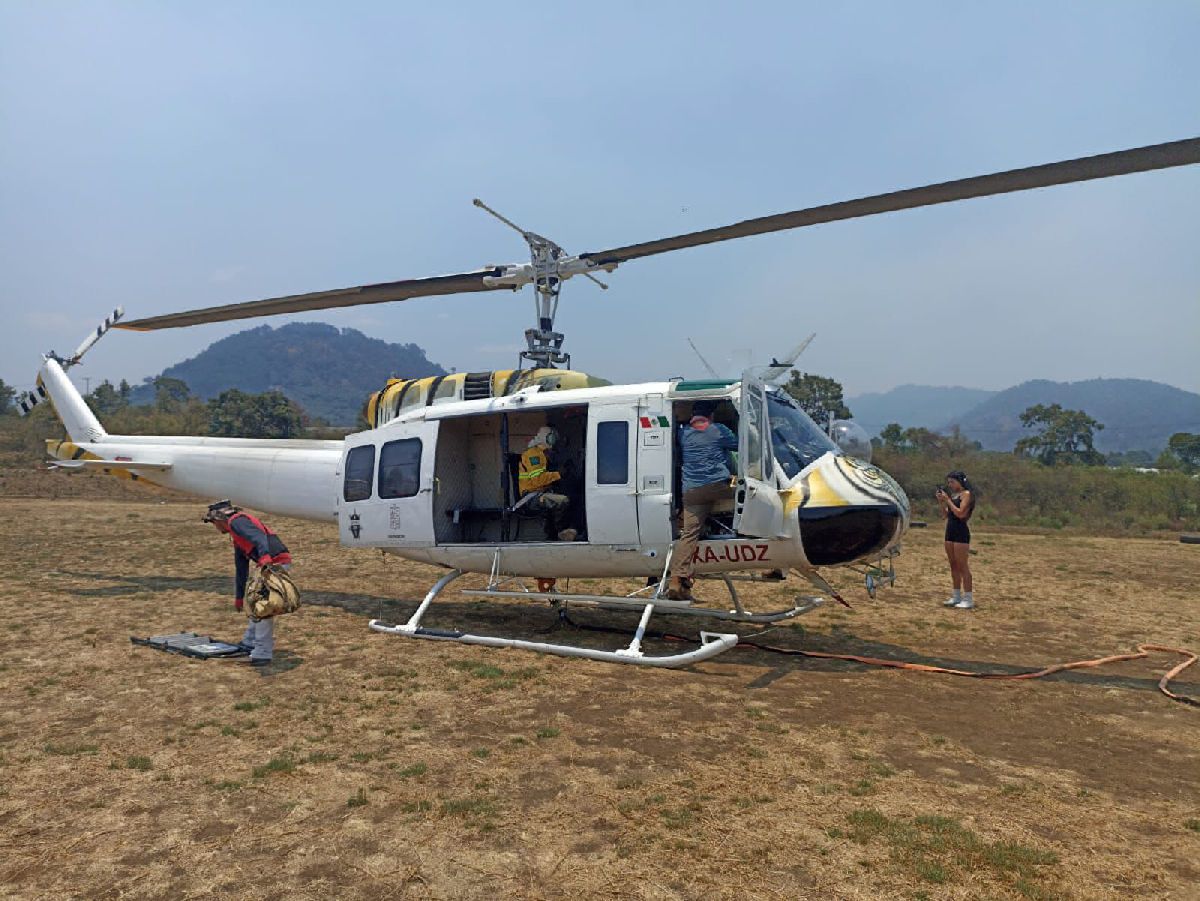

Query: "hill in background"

xmin=947 ymin=378 xmax=1200 ymax=453
xmin=848 ymin=378 xmax=1200 ymax=453
xmin=846 ymin=385 xmax=997 ymax=434
xmin=130 ymin=323 xmax=445 ymax=424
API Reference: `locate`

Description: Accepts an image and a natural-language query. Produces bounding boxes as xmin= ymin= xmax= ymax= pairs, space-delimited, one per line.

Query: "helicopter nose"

xmin=798 ymin=503 xmax=906 ymax=566
xmin=785 ymin=453 xmax=910 ymax=566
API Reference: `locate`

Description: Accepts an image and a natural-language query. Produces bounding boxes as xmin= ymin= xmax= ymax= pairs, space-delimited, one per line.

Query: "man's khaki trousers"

xmin=669 ymin=479 xmax=734 ymax=581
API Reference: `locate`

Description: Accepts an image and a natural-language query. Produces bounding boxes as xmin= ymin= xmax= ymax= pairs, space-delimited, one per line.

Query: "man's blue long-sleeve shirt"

xmin=678 ymin=421 xmax=738 ymax=492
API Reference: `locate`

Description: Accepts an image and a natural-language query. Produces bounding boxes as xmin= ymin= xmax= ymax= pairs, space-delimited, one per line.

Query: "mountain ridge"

xmin=130 ymin=322 xmax=445 ymax=425
xmin=848 ymin=378 xmax=1200 ymax=453
xmin=946 ymin=377 xmax=1200 ymax=454
xmin=846 ymin=384 xmax=997 ymax=433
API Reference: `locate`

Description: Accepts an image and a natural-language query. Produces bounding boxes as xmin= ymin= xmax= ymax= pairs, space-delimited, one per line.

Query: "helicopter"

xmin=19 ymin=137 xmax=1200 ymax=667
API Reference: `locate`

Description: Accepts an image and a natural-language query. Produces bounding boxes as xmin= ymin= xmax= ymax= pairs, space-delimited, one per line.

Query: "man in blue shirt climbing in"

xmin=667 ymin=399 xmax=738 ymax=601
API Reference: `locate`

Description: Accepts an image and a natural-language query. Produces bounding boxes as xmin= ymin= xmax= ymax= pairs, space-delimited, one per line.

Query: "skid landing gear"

xmin=368 ymin=561 xmax=825 ymax=668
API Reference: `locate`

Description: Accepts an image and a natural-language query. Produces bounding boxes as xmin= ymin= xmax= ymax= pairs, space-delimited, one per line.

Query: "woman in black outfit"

xmin=937 ymin=471 xmax=975 ymax=609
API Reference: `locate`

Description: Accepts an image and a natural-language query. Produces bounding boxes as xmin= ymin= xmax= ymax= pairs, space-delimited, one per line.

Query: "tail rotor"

xmin=16 ymin=309 xmax=122 ymax=438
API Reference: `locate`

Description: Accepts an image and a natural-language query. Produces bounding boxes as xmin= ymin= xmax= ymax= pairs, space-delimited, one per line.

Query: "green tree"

xmin=0 ymin=378 xmax=15 ymax=415
xmin=783 ymin=371 xmax=851 ymax=424
xmin=208 ymin=389 xmax=305 ymax=438
xmin=1158 ymin=432 xmax=1200 ymax=474
xmin=152 ymin=376 xmax=191 ymax=413
xmin=875 ymin=422 xmax=978 ymax=457
xmin=86 ymin=380 xmax=126 ymax=416
xmin=1106 ymin=449 xmax=1153 ymax=468
xmin=879 ymin=422 xmax=905 ymax=451
xmin=1014 ymin=403 xmax=1105 ymax=466
xmin=906 ymin=427 xmax=945 ymax=454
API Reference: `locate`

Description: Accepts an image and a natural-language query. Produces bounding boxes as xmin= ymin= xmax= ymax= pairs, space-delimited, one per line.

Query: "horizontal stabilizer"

xmin=48 ymin=459 xmax=173 ymax=472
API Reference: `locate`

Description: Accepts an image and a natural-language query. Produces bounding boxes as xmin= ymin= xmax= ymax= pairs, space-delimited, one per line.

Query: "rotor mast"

xmin=473 ymin=199 xmax=608 ymax=369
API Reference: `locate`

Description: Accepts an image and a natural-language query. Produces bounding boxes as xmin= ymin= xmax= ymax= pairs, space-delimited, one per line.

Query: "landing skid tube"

xmin=367 ymin=566 xmax=822 ymax=668
xmin=369 ymin=569 xmax=737 ymax=667
xmin=457 ymin=587 xmax=823 ymax=623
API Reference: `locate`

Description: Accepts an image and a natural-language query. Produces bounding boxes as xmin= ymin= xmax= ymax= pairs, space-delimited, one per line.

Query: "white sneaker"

xmin=943 ymin=592 xmax=961 ymax=607
xmin=953 ymin=596 xmax=975 ymax=610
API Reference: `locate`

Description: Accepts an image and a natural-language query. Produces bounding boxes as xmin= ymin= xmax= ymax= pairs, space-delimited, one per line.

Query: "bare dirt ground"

xmin=1 ymin=497 xmax=1198 ymax=900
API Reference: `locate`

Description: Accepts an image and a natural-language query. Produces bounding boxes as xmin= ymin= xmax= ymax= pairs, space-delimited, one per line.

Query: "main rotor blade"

xmin=580 ymin=138 xmax=1200 ymax=267
xmin=117 ymin=268 xmax=510 ymax=331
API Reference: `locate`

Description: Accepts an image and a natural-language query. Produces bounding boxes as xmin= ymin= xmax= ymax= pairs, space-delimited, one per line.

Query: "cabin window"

xmin=433 ymin=376 xmax=458 ymax=402
xmin=379 ymin=438 xmax=422 ymax=498
xmin=344 ymin=445 xmax=375 ymax=502
xmin=399 ymin=384 xmax=425 ymax=413
xmin=596 ymin=421 xmax=629 ymax=485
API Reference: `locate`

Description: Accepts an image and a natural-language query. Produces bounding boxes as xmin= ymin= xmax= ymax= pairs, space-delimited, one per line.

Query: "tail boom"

xmin=37 ymin=357 xmax=341 ymax=521
xmin=46 ymin=435 xmax=342 ymax=521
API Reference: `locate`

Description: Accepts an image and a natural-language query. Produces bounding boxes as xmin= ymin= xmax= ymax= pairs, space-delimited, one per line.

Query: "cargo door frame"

xmin=634 ymin=393 xmax=673 ymax=545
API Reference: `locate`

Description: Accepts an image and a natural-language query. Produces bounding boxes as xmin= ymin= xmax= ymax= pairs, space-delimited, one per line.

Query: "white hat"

xmin=529 ymin=426 xmax=558 ymax=448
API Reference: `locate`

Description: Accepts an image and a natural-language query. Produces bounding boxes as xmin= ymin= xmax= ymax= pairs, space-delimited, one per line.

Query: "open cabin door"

xmin=338 ymin=421 xmax=438 ymax=547
xmin=734 ymin=374 xmax=785 ymax=538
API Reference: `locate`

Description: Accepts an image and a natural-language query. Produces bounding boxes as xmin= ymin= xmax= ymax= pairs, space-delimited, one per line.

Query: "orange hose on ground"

xmin=562 ymin=614 xmax=1198 ymax=707
xmin=736 ymin=640 xmax=1199 ymax=708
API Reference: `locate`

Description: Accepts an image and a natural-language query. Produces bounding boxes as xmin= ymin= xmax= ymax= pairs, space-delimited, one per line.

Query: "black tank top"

xmin=945 ymin=493 xmax=972 ymax=543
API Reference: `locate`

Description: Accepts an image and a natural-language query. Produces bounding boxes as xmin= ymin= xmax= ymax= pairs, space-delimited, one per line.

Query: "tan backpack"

xmin=245 ymin=565 xmax=301 ymax=618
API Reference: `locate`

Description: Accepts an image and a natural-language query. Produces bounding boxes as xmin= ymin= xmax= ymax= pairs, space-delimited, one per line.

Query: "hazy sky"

xmin=2 ymin=1 xmax=1198 ymax=402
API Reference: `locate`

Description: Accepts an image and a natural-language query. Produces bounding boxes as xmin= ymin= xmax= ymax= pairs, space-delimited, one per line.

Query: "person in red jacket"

xmin=204 ymin=499 xmax=292 ymax=666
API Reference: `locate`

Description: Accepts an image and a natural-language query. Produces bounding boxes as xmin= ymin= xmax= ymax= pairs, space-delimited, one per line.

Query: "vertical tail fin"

xmin=20 ymin=309 xmax=123 ymax=443
xmin=37 ymin=357 xmax=107 ymax=444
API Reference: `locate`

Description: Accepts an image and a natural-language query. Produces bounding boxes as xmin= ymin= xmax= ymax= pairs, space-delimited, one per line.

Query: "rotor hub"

xmin=474 ymin=200 xmax=611 ymax=369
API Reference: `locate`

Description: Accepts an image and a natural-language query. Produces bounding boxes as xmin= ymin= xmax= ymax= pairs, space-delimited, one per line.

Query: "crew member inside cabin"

xmin=517 ymin=426 xmax=577 ymax=541
xmin=667 ymin=399 xmax=738 ymax=600
xmin=203 ymin=500 xmax=292 ymax=667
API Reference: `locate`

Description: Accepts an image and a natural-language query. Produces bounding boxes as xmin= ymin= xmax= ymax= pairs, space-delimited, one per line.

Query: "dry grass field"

xmin=1 ymin=493 xmax=1198 ymax=900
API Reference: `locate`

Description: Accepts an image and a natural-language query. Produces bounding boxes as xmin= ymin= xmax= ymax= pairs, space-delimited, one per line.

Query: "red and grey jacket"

xmin=229 ymin=512 xmax=291 ymax=601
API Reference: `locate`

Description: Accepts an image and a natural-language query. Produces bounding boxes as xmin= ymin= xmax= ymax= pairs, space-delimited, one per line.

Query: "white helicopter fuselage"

xmin=38 ymin=357 xmax=909 ymax=580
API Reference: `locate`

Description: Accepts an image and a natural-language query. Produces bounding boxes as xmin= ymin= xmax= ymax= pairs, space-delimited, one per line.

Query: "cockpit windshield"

xmin=766 ymin=389 xmax=840 ymax=480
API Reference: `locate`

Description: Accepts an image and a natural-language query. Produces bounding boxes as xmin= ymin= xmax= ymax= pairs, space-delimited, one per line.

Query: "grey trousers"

xmin=241 ymin=563 xmax=288 ymax=661
xmin=241 ymin=617 xmax=274 ymax=661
